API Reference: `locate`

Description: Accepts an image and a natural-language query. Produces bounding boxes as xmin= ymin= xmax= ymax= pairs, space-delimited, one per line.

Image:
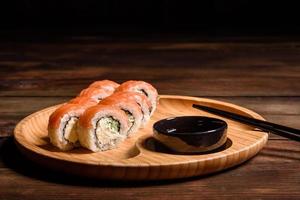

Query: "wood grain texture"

xmin=14 ymin=95 xmax=268 ymax=180
xmin=1 ymin=37 xmax=300 ymax=199
xmin=1 ymin=42 xmax=300 ymax=97
xmin=1 ymin=138 xmax=299 ymax=200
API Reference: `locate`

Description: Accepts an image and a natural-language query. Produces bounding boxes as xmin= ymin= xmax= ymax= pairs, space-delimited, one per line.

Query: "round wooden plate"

xmin=14 ymin=95 xmax=268 ymax=180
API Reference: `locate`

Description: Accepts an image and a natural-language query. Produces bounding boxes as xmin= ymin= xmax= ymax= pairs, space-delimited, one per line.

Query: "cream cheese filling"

xmin=95 ymin=116 xmax=121 ymax=147
xmin=63 ymin=116 xmax=79 ymax=144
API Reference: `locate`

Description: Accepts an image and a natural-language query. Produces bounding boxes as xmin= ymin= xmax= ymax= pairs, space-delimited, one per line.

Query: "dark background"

xmin=1 ymin=0 xmax=300 ymax=37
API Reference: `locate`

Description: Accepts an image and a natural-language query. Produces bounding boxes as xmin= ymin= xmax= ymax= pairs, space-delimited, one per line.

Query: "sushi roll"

xmin=48 ymin=98 xmax=97 ymax=151
xmin=115 ymin=81 xmax=158 ymax=116
xmin=88 ymin=80 xmax=120 ymax=93
xmin=110 ymin=91 xmax=152 ymax=126
xmin=48 ymin=79 xmax=159 ymax=152
xmin=77 ymin=105 xmax=130 ymax=152
xmin=100 ymin=95 xmax=143 ymax=135
xmin=69 ymin=96 xmax=96 ymax=104
xmin=79 ymin=87 xmax=113 ymax=102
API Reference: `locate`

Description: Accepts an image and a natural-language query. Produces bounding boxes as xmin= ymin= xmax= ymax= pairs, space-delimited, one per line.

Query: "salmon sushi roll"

xmin=79 ymin=87 xmax=113 ymax=102
xmin=115 ymin=81 xmax=158 ymax=116
xmin=48 ymin=98 xmax=97 ymax=151
xmin=68 ymin=96 xmax=97 ymax=104
xmin=88 ymin=80 xmax=120 ymax=93
xmin=77 ymin=105 xmax=130 ymax=152
xmin=110 ymin=91 xmax=152 ymax=126
xmin=100 ymin=95 xmax=143 ymax=135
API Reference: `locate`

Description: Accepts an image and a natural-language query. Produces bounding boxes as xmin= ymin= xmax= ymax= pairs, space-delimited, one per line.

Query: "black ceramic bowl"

xmin=153 ymin=116 xmax=228 ymax=153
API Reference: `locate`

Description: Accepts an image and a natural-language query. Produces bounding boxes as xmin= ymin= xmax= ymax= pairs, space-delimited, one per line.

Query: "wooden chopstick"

xmin=192 ymin=104 xmax=300 ymax=141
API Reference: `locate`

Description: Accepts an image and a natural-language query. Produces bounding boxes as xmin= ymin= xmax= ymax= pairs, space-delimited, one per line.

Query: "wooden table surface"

xmin=0 ymin=35 xmax=299 ymax=199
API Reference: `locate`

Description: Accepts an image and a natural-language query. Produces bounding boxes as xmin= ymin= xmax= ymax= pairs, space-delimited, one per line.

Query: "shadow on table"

xmin=0 ymin=136 xmax=270 ymax=187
